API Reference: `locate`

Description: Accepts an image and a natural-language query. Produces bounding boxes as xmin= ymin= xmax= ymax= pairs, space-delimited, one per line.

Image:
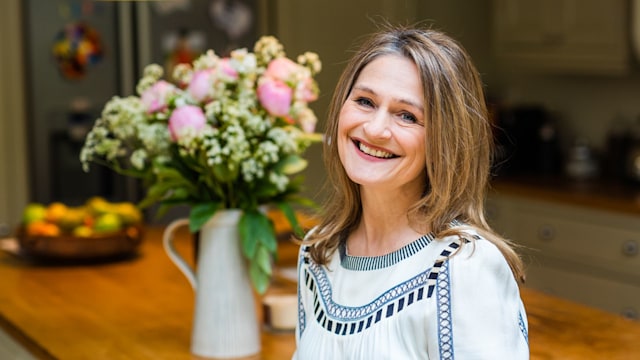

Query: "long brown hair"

xmin=306 ymin=25 xmax=524 ymax=283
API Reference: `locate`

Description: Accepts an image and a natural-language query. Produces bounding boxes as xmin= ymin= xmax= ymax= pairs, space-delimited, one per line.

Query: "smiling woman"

xmin=294 ymin=24 xmax=529 ymax=360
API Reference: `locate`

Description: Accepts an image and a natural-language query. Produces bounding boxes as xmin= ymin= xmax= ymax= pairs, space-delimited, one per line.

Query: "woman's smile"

xmin=353 ymin=139 xmax=399 ymax=159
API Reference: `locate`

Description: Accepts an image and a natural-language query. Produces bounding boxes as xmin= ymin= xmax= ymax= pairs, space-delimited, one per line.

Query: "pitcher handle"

xmin=162 ymin=218 xmax=197 ymax=290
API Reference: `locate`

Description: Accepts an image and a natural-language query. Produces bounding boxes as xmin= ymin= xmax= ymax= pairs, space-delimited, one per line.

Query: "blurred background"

xmin=2 ymin=0 xmax=640 ymax=319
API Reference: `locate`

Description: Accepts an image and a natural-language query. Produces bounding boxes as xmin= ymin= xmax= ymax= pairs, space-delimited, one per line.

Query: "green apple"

xmin=22 ymin=203 xmax=47 ymax=224
xmin=93 ymin=213 xmax=123 ymax=234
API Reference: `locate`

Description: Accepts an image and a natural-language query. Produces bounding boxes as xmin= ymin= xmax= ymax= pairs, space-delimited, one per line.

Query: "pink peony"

xmin=264 ymin=57 xmax=299 ymax=82
xmin=217 ymin=58 xmax=239 ymax=80
xmin=257 ymin=78 xmax=293 ymax=117
xmin=168 ymin=105 xmax=207 ymax=142
xmin=187 ymin=69 xmax=216 ymax=103
xmin=141 ymin=80 xmax=175 ymax=113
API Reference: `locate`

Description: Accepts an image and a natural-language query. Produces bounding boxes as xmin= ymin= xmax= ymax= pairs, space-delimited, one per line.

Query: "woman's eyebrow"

xmin=352 ymin=84 xmax=424 ymax=113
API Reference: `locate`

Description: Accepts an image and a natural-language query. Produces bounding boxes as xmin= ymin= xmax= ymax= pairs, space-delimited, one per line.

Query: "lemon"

xmin=72 ymin=225 xmax=93 ymax=237
xmin=59 ymin=207 xmax=88 ymax=231
xmin=86 ymin=196 xmax=112 ymax=216
xmin=114 ymin=202 xmax=142 ymax=225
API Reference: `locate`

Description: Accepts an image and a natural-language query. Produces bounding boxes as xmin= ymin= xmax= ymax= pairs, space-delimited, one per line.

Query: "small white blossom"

xmin=193 ymin=50 xmax=219 ymax=70
xmin=269 ymin=172 xmax=289 ymax=192
xmin=130 ymin=149 xmax=148 ymax=170
xmin=297 ymin=52 xmax=322 ymax=75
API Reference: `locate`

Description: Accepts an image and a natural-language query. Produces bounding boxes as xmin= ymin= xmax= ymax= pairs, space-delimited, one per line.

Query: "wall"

xmin=0 ymin=0 xmax=29 ymax=235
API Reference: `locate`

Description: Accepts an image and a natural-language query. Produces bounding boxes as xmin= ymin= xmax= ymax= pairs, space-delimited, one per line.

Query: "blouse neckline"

xmin=339 ymin=232 xmax=436 ymax=271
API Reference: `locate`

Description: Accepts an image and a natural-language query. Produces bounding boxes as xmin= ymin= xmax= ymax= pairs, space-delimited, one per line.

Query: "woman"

xmin=294 ymin=25 xmax=529 ymax=359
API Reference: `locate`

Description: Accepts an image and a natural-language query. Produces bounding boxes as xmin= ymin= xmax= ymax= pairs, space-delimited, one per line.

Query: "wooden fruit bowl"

xmin=16 ymin=226 xmax=143 ymax=262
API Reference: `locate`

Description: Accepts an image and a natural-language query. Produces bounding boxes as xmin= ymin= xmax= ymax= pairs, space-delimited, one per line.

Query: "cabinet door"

xmin=493 ymin=0 xmax=629 ymax=74
xmin=526 ymin=262 xmax=640 ymax=320
xmin=560 ymin=0 xmax=629 ymax=72
xmin=493 ymin=0 xmax=561 ymax=49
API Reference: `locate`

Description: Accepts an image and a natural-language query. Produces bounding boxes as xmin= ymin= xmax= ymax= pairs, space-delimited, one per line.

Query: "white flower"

xmin=268 ymin=127 xmax=299 ymax=153
xmin=269 ymin=172 xmax=289 ymax=192
xmin=130 ymin=149 xmax=148 ymax=170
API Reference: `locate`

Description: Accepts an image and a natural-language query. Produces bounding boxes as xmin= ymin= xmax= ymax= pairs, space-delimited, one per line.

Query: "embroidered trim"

xmin=518 ymin=311 xmax=529 ymax=345
xmin=340 ymin=234 xmax=435 ymax=271
xmin=303 ymin=239 xmax=463 ymax=336
xmin=437 ymin=259 xmax=454 ymax=360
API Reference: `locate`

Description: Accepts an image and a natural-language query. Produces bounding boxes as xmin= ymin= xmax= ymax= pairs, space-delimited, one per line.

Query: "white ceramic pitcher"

xmin=163 ymin=209 xmax=260 ymax=359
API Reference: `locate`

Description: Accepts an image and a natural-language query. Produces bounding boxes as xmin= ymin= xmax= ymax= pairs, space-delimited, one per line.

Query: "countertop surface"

xmin=491 ymin=175 xmax=640 ymax=216
xmin=2 ymin=221 xmax=640 ymax=359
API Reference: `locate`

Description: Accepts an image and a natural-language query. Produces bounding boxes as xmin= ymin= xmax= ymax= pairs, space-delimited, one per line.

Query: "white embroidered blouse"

xmin=293 ymin=229 xmax=529 ymax=360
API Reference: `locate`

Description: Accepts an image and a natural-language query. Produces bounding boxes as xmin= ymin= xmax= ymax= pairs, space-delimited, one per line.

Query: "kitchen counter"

xmin=2 ymin=223 xmax=640 ymax=359
xmin=491 ymin=175 xmax=640 ymax=216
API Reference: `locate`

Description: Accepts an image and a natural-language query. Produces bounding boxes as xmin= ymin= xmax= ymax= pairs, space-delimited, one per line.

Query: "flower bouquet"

xmin=80 ymin=36 xmax=322 ymax=293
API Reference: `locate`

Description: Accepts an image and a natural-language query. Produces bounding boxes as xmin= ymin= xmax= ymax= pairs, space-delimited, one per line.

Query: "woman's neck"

xmin=347 ymin=187 xmax=424 ymax=257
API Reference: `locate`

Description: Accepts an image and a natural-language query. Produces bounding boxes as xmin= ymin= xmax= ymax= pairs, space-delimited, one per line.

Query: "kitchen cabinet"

xmin=492 ymin=0 xmax=629 ymax=75
xmin=487 ymin=192 xmax=640 ymax=320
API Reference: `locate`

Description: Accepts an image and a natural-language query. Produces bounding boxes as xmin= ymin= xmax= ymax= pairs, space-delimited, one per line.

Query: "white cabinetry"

xmin=487 ymin=193 xmax=640 ymax=320
xmin=492 ymin=0 xmax=629 ymax=75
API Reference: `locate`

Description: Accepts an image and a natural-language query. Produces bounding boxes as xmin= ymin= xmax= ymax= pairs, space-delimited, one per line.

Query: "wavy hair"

xmin=305 ymin=25 xmax=524 ymax=283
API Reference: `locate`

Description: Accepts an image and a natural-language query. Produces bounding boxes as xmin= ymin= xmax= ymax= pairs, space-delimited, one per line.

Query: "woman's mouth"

xmin=356 ymin=141 xmax=398 ymax=159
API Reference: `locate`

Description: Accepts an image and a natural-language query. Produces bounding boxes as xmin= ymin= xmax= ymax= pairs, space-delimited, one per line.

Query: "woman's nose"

xmin=363 ymin=111 xmax=391 ymax=139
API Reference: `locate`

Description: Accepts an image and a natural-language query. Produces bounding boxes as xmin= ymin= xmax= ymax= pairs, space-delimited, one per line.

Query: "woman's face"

xmin=337 ymin=54 xmax=427 ymax=197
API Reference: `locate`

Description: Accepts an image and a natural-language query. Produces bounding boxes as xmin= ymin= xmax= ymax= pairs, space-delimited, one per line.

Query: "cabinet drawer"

xmin=525 ymin=262 xmax=640 ymax=320
xmin=514 ymin=210 xmax=640 ymax=277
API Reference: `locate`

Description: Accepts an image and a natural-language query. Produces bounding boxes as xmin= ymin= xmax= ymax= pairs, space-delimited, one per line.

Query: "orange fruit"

xmin=26 ymin=221 xmax=60 ymax=236
xmin=45 ymin=202 xmax=68 ymax=224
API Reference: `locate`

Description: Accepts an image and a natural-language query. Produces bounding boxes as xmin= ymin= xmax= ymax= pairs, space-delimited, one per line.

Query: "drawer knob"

xmin=537 ymin=225 xmax=555 ymax=241
xmin=621 ymin=307 xmax=639 ymax=320
xmin=622 ymin=240 xmax=639 ymax=257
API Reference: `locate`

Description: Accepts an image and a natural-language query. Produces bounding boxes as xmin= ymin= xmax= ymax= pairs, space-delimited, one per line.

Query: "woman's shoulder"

xmin=438 ymin=226 xmax=511 ymax=271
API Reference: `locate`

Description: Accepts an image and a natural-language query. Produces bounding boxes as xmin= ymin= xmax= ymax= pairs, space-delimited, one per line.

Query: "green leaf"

xmin=253 ymin=182 xmax=279 ymax=199
xmin=189 ymin=202 xmax=221 ymax=232
xmin=239 ymin=216 xmax=259 ymax=259
xmin=212 ymin=163 xmax=233 ymax=182
xmin=249 ymin=261 xmax=270 ymax=294
xmin=255 ymin=245 xmax=273 ymax=276
xmin=239 ymin=210 xmax=276 ymax=257
xmin=276 ymin=155 xmax=308 ymax=175
xmin=276 ymin=202 xmax=303 ymax=238
xmin=155 ymin=166 xmax=185 ymax=180
xmin=299 ymin=132 xmax=324 ymax=143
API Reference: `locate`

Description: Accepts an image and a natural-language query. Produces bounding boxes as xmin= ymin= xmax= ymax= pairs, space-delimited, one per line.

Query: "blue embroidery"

xmin=303 ymin=240 xmax=462 ymax=336
xmin=298 ymin=246 xmax=309 ymax=335
xmin=437 ymin=260 xmax=454 ymax=360
xmin=341 ymin=234 xmax=435 ymax=270
xmin=518 ymin=311 xmax=529 ymax=345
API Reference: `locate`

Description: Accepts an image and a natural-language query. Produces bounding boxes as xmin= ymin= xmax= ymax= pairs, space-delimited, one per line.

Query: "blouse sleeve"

xmin=442 ymin=239 xmax=529 ymax=359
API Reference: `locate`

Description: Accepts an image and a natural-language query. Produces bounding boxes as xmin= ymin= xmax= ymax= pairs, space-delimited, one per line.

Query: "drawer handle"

xmin=622 ymin=240 xmax=639 ymax=257
xmin=537 ymin=225 xmax=555 ymax=241
xmin=621 ymin=307 xmax=639 ymax=320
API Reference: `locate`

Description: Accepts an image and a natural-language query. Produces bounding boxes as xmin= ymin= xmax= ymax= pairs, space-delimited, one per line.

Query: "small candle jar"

xmin=262 ymin=293 xmax=297 ymax=331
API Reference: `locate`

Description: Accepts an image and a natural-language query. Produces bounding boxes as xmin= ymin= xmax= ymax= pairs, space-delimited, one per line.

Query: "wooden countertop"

xmin=491 ymin=175 xmax=640 ymax=217
xmin=2 ymin=222 xmax=640 ymax=359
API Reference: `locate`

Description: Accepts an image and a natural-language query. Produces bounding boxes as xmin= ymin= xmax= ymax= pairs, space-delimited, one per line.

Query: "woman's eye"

xmin=354 ymin=97 xmax=374 ymax=107
xmin=399 ymin=112 xmax=418 ymax=123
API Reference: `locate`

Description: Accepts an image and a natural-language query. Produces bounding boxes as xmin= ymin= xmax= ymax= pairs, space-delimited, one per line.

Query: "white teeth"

xmin=358 ymin=142 xmax=395 ymax=158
